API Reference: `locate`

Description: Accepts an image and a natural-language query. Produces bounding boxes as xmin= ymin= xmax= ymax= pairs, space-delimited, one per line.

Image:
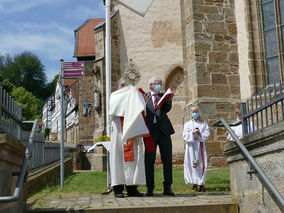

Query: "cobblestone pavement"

xmin=27 ymin=192 xmax=234 ymax=211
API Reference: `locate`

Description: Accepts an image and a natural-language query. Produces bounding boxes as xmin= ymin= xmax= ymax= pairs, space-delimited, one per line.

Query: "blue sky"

xmin=0 ymin=0 xmax=105 ymax=82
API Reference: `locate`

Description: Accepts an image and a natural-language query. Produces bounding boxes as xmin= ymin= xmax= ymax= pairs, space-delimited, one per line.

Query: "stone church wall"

xmin=114 ymin=0 xmax=185 ymax=160
xmin=181 ymin=0 xmax=241 ymax=167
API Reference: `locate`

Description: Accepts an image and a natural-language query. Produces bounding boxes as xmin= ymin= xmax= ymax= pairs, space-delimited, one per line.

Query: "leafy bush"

xmin=94 ymin=135 xmax=110 ymax=143
xmin=44 ymin=127 xmax=51 ymax=138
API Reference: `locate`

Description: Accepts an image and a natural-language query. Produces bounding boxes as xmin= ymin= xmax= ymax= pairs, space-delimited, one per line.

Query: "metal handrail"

xmin=0 ymin=119 xmax=38 ymax=203
xmin=213 ymin=118 xmax=284 ymax=213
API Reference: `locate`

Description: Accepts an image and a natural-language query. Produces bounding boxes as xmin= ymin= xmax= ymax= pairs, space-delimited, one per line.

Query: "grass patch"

xmin=28 ymin=166 xmax=230 ymax=198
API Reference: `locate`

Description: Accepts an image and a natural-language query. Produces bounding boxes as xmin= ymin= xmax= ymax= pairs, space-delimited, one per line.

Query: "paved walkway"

xmin=27 ymin=192 xmax=234 ymax=212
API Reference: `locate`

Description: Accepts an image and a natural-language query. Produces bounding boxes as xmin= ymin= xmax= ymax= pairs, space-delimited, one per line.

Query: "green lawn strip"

xmin=27 ymin=166 xmax=230 ymax=204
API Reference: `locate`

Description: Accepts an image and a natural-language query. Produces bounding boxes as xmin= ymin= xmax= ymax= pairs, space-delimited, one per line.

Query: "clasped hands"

xmin=192 ymin=128 xmax=201 ymax=137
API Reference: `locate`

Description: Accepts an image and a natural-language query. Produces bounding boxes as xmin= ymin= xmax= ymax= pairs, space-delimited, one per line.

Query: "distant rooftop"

xmin=73 ymin=18 xmax=104 ymax=58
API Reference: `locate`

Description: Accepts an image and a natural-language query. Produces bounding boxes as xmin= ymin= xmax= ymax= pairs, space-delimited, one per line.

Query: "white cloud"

xmin=0 ymin=20 xmax=76 ymax=82
xmin=65 ymin=4 xmax=105 ymax=20
xmin=0 ymin=0 xmax=58 ymax=13
xmin=0 ymin=32 xmax=73 ymax=60
xmin=46 ymin=67 xmax=61 ymax=81
xmin=0 ymin=20 xmax=75 ymax=59
xmin=8 ymin=21 xmax=73 ymax=37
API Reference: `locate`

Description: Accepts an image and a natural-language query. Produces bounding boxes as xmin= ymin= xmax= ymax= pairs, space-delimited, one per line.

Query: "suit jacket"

xmin=146 ymin=92 xmax=175 ymax=136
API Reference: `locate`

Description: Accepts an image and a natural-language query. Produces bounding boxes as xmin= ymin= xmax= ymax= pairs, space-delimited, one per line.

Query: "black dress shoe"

xmin=114 ymin=193 xmax=124 ymax=198
xmin=127 ymin=191 xmax=144 ymax=197
xmin=163 ymin=189 xmax=175 ymax=196
xmin=146 ymin=190 xmax=153 ymax=196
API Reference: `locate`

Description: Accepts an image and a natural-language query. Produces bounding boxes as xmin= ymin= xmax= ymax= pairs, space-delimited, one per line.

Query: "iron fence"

xmin=241 ymin=81 xmax=284 ymax=137
xmin=0 ymin=82 xmax=22 ymax=141
xmin=26 ymin=141 xmax=71 ymax=173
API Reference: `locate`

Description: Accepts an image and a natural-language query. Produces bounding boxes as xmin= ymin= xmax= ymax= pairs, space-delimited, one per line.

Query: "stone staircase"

xmin=27 ymin=193 xmax=238 ymax=213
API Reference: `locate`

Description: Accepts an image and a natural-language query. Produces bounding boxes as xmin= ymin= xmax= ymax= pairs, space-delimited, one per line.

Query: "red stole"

xmin=200 ymin=142 xmax=205 ymax=174
xmin=119 ymin=114 xmax=155 ymax=162
xmin=120 ymin=117 xmax=134 ymax=162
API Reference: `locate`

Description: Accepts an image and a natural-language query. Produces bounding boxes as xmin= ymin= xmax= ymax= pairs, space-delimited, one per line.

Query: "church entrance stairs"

xmin=27 ymin=193 xmax=238 ymax=213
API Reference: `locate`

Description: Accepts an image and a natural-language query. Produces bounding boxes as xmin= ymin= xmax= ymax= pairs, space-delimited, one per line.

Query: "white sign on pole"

xmin=117 ymin=0 xmax=154 ymax=17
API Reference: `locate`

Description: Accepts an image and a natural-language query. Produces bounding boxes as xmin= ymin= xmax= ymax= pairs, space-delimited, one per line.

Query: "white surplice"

xmin=109 ymin=85 xmax=149 ymax=186
xmin=226 ymin=119 xmax=255 ymax=141
xmin=183 ymin=119 xmax=210 ymax=185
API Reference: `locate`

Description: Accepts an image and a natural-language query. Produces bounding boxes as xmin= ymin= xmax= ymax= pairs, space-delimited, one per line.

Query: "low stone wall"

xmin=224 ymin=122 xmax=284 ymax=213
xmin=82 ymin=146 xmax=107 ymax=171
xmin=155 ymin=152 xmax=184 ymax=168
xmin=27 ymin=157 xmax=73 ymax=193
xmin=0 ymin=134 xmax=26 ymax=213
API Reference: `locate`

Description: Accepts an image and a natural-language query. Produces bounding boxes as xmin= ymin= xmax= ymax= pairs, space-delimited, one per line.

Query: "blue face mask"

xmin=154 ymin=84 xmax=162 ymax=93
xmin=192 ymin=112 xmax=199 ymax=120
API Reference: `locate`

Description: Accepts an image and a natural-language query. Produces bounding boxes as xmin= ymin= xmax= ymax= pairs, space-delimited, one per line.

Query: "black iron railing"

xmin=0 ymin=82 xmax=22 ymax=141
xmin=241 ymin=81 xmax=284 ymax=136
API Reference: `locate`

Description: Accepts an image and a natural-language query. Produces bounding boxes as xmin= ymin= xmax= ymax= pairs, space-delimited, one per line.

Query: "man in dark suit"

xmin=145 ymin=77 xmax=175 ymax=196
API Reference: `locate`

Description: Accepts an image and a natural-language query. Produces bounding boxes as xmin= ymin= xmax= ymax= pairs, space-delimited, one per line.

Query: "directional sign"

xmin=117 ymin=0 xmax=154 ymax=17
xmin=63 ymin=62 xmax=84 ymax=78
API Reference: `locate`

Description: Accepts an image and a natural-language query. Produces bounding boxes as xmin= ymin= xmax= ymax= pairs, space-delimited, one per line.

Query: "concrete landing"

xmin=27 ymin=193 xmax=238 ymax=213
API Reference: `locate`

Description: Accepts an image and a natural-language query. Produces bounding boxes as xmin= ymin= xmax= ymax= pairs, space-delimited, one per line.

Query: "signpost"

xmin=59 ymin=60 xmax=84 ymax=188
xmin=63 ymin=62 xmax=84 ymax=78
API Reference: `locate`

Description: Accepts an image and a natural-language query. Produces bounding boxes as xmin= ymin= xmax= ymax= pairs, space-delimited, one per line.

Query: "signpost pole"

xmin=105 ymin=0 xmax=111 ymax=137
xmin=60 ymin=59 xmax=65 ymax=189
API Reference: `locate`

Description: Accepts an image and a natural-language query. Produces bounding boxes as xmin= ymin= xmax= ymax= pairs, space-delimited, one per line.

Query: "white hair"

xmin=148 ymin=77 xmax=162 ymax=89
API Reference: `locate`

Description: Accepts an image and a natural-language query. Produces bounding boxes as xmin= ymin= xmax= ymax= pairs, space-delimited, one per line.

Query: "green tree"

xmin=45 ymin=74 xmax=59 ymax=96
xmin=0 ymin=53 xmax=21 ymax=86
xmin=14 ymin=52 xmax=47 ymax=99
xmin=11 ymin=86 xmax=43 ymax=120
xmin=0 ymin=51 xmax=49 ymax=100
xmin=1 ymin=79 xmax=15 ymax=93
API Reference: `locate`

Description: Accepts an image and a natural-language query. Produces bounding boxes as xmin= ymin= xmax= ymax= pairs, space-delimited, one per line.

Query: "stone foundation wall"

xmin=82 ymin=146 xmax=107 ymax=172
xmin=0 ymin=134 xmax=27 ymax=213
xmin=27 ymin=157 xmax=73 ymax=194
xmin=155 ymin=152 xmax=185 ymax=168
xmin=225 ymin=122 xmax=284 ymax=213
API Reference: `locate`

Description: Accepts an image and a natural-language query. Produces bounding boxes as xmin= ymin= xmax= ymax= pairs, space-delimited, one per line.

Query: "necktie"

xmin=153 ymin=94 xmax=157 ymax=106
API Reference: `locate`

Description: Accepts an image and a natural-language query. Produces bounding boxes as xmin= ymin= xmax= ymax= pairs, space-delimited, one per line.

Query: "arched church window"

xmin=261 ymin=0 xmax=284 ymax=84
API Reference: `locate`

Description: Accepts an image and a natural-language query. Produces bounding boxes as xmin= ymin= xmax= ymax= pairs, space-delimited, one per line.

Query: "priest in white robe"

xmin=183 ymin=106 xmax=210 ymax=192
xmin=109 ymin=82 xmax=150 ymax=198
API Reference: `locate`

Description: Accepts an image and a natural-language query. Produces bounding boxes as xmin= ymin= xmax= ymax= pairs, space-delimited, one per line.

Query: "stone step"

xmin=28 ymin=204 xmax=238 ymax=213
xmin=27 ymin=193 xmax=238 ymax=213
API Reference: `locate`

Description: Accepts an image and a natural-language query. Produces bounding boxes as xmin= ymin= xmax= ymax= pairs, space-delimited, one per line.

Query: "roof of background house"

xmin=64 ymin=79 xmax=79 ymax=105
xmin=73 ymin=18 xmax=104 ymax=58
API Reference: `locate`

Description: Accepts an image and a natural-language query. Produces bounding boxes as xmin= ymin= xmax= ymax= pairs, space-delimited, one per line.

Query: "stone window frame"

xmin=246 ymin=0 xmax=284 ymax=93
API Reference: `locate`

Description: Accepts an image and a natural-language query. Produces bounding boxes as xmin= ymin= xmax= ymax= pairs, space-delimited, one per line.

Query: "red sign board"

xmin=63 ymin=62 xmax=84 ymax=78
